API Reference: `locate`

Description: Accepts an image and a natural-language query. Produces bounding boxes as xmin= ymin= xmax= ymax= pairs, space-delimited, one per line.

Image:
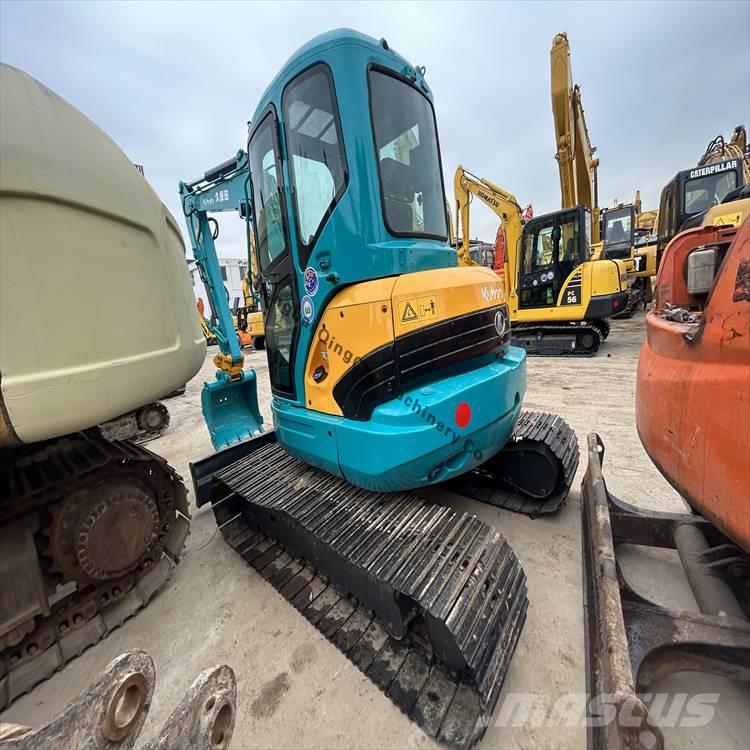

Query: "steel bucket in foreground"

xmin=201 ymin=370 xmax=263 ymax=449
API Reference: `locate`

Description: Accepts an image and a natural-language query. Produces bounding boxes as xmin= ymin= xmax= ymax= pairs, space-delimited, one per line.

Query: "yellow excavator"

xmin=455 ymin=166 xmax=628 ymax=355
xmin=621 ymin=121 xmax=749 ymax=290
xmin=237 ymin=272 xmax=265 ymax=350
xmin=550 ymin=32 xmax=654 ymax=310
xmin=655 ymin=125 xmax=749 ymax=266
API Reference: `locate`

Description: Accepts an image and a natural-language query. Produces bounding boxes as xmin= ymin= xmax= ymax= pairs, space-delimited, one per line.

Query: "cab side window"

xmin=248 ymin=119 xmax=288 ymax=271
xmin=558 ymin=215 xmax=580 ymax=279
xmin=523 ymin=221 xmax=554 ymax=274
xmin=283 ymin=65 xmax=348 ymax=266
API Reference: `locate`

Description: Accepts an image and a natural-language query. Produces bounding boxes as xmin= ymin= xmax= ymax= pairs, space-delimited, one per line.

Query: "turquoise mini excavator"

xmin=182 ymin=29 xmax=579 ymax=748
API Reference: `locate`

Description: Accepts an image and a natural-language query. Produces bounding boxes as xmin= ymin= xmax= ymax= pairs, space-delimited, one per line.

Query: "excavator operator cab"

xmin=245 ymin=32 xmax=455 ymax=407
xmin=600 ymin=205 xmax=635 ymax=260
xmin=518 ymin=206 xmax=590 ymax=308
xmin=657 ymin=157 xmax=744 ymax=266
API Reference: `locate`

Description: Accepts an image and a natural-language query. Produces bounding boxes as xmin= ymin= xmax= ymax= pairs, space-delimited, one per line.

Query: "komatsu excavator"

xmin=454 ymin=167 xmax=629 ymax=355
xmin=182 ymin=30 xmax=580 ymax=748
xmin=550 ymin=32 xmax=652 ymax=312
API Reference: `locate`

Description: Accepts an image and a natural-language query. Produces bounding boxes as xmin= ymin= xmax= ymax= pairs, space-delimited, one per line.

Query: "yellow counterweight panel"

xmin=304 ymin=267 xmax=506 ymax=417
xmin=590 ymin=259 xmax=625 ymax=298
xmin=391 ymin=266 xmax=503 ymax=337
xmin=703 ymin=198 xmax=750 ymax=228
xmin=304 ymin=278 xmax=397 ymax=416
xmin=632 ymin=242 xmax=657 ymax=278
xmin=247 ymin=311 xmax=265 ymax=337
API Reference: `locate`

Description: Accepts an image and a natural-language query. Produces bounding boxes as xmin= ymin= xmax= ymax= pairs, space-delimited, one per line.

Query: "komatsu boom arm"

xmin=550 ymin=32 xmax=600 ymax=242
xmin=454 ymin=166 xmax=524 ymax=296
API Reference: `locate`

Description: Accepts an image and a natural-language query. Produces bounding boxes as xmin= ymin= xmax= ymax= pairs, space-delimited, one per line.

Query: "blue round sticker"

xmin=301 ymin=295 xmax=315 ymax=325
xmin=303 ymin=266 xmax=319 ymax=296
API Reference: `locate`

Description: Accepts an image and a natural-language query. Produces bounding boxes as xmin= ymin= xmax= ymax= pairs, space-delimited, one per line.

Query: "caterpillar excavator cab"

xmin=184 ymin=29 xmax=580 ymax=747
xmin=657 ymin=152 xmax=747 ymax=265
xmin=454 ymin=167 xmax=629 ymax=355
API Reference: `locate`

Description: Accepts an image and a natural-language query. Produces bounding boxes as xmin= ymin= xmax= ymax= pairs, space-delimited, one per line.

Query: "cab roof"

xmin=250 ymin=28 xmax=428 ymax=125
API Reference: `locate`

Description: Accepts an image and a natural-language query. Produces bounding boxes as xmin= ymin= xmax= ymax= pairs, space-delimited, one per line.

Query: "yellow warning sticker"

xmin=398 ymin=300 xmax=419 ymax=324
xmin=712 ymin=211 xmax=742 ymax=226
xmin=417 ymin=295 xmax=438 ymax=321
xmin=398 ymin=296 xmax=438 ymax=325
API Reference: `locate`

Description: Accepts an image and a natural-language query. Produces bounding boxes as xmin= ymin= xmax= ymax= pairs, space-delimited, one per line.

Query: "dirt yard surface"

xmin=3 ymin=316 xmax=747 ymax=749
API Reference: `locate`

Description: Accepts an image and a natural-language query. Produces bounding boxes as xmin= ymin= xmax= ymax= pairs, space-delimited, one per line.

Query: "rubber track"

xmin=209 ymin=443 xmax=528 ymax=749
xmin=511 ymin=321 xmax=604 ymax=356
xmin=0 ymin=434 xmax=190 ymax=710
xmin=446 ymin=411 xmax=579 ymax=517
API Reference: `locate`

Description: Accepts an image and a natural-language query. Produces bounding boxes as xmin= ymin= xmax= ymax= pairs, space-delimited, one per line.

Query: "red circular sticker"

xmin=455 ymin=402 xmax=471 ymax=429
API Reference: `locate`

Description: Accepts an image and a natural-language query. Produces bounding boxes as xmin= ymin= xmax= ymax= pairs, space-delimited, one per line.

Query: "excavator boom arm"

xmin=550 ymin=32 xmax=600 ymax=242
xmin=179 ymin=151 xmax=253 ymax=368
xmin=454 ymin=166 xmax=524 ymax=294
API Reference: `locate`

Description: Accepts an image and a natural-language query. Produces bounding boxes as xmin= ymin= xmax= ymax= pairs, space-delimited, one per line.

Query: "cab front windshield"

xmin=369 ymin=69 xmax=447 ymax=238
xmin=684 ymin=171 xmax=738 ymax=216
xmin=604 ymin=208 xmax=632 ymax=245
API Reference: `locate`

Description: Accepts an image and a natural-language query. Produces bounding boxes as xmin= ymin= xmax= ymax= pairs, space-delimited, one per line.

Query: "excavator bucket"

xmin=581 ymin=433 xmax=750 ymax=750
xmin=201 ymin=371 xmax=263 ymax=449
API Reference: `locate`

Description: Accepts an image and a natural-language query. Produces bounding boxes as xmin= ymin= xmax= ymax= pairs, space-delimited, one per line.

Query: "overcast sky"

xmin=2 ymin=0 xmax=748 ymax=255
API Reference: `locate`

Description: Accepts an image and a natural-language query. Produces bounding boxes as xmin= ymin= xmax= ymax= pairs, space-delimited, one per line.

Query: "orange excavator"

xmin=581 ymin=218 xmax=749 ymax=749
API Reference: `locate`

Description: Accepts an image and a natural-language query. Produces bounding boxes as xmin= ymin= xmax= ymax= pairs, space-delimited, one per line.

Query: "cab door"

xmin=518 ymin=209 xmax=586 ymax=309
xmin=519 ymin=215 xmax=558 ymax=308
xmin=248 ymin=108 xmax=298 ymax=397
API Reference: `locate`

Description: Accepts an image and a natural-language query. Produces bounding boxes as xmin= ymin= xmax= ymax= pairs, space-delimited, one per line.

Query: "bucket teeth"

xmin=210 ymin=438 xmax=529 ymax=748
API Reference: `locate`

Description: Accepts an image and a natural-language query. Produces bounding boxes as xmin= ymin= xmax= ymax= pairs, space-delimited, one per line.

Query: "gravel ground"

xmin=2 ymin=315 xmax=747 ymax=750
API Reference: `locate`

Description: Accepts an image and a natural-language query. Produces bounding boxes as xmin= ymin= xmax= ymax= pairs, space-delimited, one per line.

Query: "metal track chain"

xmin=511 ymin=321 xmax=604 ymax=356
xmin=0 ymin=434 xmax=190 ymax=710
xmin=208 ymin=443 xmax=529 ymax=749
xmin=447 ymin=411 xmax=579 ymax=517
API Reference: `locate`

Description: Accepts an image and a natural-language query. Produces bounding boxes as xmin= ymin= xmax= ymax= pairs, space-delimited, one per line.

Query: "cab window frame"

xmin=367 ymin=64 xmax=449 ymax=242
xmin=682 ymin=170 xmax=739 ymax=217
xmin=246 ymin=105 xmax=292 ymax=276
xmin=281 ymin=62 xmax=349 ymax=268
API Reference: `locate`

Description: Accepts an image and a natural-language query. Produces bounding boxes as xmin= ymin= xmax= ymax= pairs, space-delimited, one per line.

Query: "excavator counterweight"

xmin=0 ymin=64 xmax=202 ymax=707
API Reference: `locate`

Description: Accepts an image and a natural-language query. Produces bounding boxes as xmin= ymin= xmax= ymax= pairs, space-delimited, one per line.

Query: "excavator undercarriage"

xmin=0 ymin=433 xmax=190 ymax=709
xmin=98 ymin=401 xmax=171 ymax=444
xmin=510 ymin=319 xmax=611 ymax=357
xmin=192 ymin=411 xmax=578 ymax=748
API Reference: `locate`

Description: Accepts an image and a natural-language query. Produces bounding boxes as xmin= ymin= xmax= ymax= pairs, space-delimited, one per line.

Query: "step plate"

xmin=207 ymin=441 xmax=528 ymax=749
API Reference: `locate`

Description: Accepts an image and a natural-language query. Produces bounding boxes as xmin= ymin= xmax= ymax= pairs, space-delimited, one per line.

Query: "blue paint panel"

xmin=272 ymin=348 xmax=527 ymax=492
